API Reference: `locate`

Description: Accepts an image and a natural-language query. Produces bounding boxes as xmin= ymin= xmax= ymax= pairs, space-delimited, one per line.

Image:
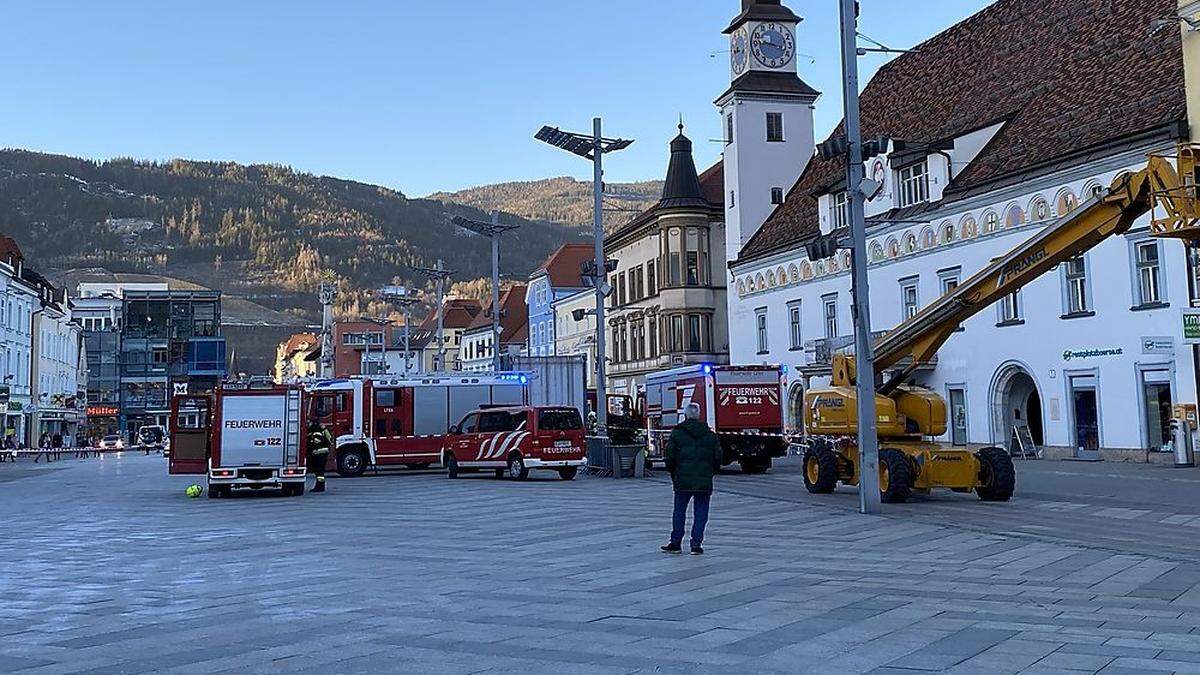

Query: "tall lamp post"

xmin=318 ymin=274 xmax=338 ymax=379
xmin=412 ymin=260 xmax=455 ymax=372
xmin=358 ymin=317 xmax=392 ymax=375
xmin=379 ymin=286 xmax=421 ymax=375
xmin=535 ymin=119 xmax=633 ymax=435
xmin=839 ymin=0 xmax=882 ymax=515
xmin=450 ymin=213 xmax=519 ymax=373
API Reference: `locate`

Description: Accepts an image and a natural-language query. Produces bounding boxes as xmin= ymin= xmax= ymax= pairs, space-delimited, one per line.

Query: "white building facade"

xmin=724 ymin=0 xmax=1200 ymax=459
xmin=32 ymin=285 xmax=82 ymax=445
xmin=553 ymin=290 xmax=599 ymax=389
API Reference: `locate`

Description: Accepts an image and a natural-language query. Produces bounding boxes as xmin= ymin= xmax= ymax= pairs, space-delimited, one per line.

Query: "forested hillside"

xmin=429 ymin=176 xmax=662 ymax=232
xmin=0 ymin=149 xmax=587 ymax=321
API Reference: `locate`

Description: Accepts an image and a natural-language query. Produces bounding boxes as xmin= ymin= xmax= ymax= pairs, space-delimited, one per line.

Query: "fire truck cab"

xmin=307 ymin=374 xmax=529 ymax=477
xmin=645 ymin=364 xmax=788 ymax=474
xmin=443 ymin=405 xmax=587 ymax=481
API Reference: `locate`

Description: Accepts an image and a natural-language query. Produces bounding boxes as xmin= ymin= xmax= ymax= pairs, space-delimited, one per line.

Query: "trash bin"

xmin=611 ymin=444 xmax=644 ymax=478
xmin=1173 ymin=419 xmax=1195 ymax=468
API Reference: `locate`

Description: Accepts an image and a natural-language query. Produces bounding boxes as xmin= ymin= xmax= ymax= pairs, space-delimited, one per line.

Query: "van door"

xmin=168 ymin=395 xmax=211 ymax=475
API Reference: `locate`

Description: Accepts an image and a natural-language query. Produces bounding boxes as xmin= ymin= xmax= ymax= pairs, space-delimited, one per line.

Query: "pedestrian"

xmin=661 ymin=402 xmax=722 ymax=555
xmin=306 ymin=420 xmax=334 ymax=493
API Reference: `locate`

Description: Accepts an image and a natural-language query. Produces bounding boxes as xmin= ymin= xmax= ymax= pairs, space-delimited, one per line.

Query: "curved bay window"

xmin=663 ymin=312 xmax=712 ymax=354
xmin=661 ymin=225 xmax=710 ymax=287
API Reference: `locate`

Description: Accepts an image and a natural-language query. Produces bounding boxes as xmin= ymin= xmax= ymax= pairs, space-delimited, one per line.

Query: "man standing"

xmin=662 ymin=403 xmax=722 ymax=555
xmin=306 ymin=420 xmax=334 ymax=493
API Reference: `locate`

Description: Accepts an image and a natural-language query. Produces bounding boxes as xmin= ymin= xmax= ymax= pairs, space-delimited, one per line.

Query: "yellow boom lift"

xmin=802 ymin=147 xmax=1200 ymax=503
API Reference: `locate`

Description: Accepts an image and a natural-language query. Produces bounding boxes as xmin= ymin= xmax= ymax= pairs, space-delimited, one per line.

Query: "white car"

xmin=98 ymin=434 xmax=125 ymax=450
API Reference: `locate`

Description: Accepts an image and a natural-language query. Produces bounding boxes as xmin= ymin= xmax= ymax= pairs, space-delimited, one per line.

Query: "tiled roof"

xmin=466 ymin=285 xmax=529 ymax=344
xmin=531 ymin=243 xmax=593 ymax=288
xmin=282 ymin=332 xmax=318 ymax=356
xmin=418 ymin=299 xmax=482 ymax=331
xmin=607 ymin=160 xmax=724 ymax=246
xmin=737 ymin=0 xmax=1188 ymax=265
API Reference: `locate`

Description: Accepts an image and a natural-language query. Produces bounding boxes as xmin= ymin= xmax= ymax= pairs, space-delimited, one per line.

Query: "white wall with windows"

xmin=730 ymin=150 xmax=1198 ymax=454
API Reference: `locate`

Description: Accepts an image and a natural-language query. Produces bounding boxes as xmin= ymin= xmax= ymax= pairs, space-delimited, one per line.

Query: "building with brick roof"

xmin=458 ymin=285 xmax=529 ymax=372
xmin=526 ymin=243 xmax=592 ymax=357
xmin=723 ymin=0 xmax=1200 ymax=457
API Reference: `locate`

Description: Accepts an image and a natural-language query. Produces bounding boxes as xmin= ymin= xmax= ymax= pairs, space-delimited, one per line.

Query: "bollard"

xmin=1173 ymin=419 xmax=1195 ymax=468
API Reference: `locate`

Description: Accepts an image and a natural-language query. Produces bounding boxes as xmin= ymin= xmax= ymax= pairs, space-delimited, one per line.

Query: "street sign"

xmin=1184 ymin=309 xmax=1200 ymax=344
xmin=1142 ymin=336 xmax=1175 ymax=355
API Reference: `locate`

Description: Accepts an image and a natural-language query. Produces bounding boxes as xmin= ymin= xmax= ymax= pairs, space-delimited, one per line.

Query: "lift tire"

xmin=445 ymin=454 xmax=459 ymax=479
xmin=802 ymin=447 xmax=838 ymax=494
xmin=558 ymin=466 xmax=578 ymax=481
xmin=975 ymin=447 xmax=1016 ymax=502
xmin=878 ymin=448 xmax=913 ymax=504
xmin=337 ymin=448 xmax=367 ymax=478
xmin=507 ymin=454 xmax=529 ymax=481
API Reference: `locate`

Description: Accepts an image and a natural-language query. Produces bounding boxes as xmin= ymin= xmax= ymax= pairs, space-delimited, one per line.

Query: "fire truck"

xmin=168 ymin=385 xmax=308 ymax=497
xmin=307 ymin=373 xmax=529 ymax=477
xmin=645 ymin=364 xmax=788 ymax=474
xmin=443 ymin=405 xmax=587 ymax=480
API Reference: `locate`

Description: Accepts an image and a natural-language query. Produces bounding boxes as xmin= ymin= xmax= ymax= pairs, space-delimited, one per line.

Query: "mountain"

xmin=429 ymin=176 xmax=662 ymax=232
xmin=0 ymin=149 xmax=588 ymax=323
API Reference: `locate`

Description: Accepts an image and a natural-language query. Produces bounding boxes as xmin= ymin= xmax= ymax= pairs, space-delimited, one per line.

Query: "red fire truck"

xmin=307 ymin=373 xmax=529 ymax=477
xmin=443 ymin=405 xmax=587 ymax=480
xmin=644 ymin=364 xmax=788 ymax=474
xmin=168 ymin=385 xmax=308 ymax=497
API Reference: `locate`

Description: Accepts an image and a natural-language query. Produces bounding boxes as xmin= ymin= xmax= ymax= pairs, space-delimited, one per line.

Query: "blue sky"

xmin=1 ymin=1 xmax=994 ymax=196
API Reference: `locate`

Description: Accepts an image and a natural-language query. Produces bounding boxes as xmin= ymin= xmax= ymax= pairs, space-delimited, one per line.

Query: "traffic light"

xmin=805 ymin=234 xmax=841 ymax=261
xmin=817 ymin=136 xmax=849 ymax=161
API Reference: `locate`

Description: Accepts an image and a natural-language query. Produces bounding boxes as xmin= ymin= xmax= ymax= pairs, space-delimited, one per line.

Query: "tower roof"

xmin=659 ymin=123 xmax=708 ymax=210
xmin=724 ymin=0 xmax=800 ymax=34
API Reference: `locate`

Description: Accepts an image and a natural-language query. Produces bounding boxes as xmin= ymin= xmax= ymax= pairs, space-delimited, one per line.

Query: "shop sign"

xmin=1142 ymin=336 xmax=1175 ymax=355
xmin=87 ymin=405 xmax=119 ymax=417
xmin=1062 ymin=347 xmax=1123 ymax=362
xmin=7 ymin=402 xmax=22 ymax=412
xmin=1184 ymin=309 xmax=1200 ymax=344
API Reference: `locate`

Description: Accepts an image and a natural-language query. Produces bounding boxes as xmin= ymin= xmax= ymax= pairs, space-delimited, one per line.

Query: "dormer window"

xmin=897 ymin=160 xmax=929 ymax=208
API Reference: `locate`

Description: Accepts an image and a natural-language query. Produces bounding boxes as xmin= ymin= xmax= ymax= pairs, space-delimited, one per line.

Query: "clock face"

xmin=751 ymin=22 xmax=795 ymax=69
xmin=731 ymin=29 xmax=748 ymax=75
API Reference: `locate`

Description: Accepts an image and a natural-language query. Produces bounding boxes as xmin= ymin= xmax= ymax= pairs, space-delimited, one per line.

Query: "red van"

xmin=443 ymin=406 xmax=587 ymax=481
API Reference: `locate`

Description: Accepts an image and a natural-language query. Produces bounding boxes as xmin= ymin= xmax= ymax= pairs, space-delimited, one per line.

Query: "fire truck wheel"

xmin=740 ymin=458 xmax=770 ymax=474
xmin=975 ymin=447 xmax=1016 ymax=502
xmin=879 ymin=448 xmax=913 ymax=504
xmin=558 ymin=466 xmax=578 ymax=481
xmin=445 ymin=454 xmax=459 ymax=479
xmin=507 ymin=454 xmax=529 ymax=481
xmin=802 ymin=447 xmax=838 ymax=494
xmin=337 ymin=448 xmax=367 ymax=478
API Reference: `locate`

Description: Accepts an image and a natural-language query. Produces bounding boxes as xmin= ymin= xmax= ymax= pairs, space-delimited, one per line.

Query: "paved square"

xmin=3 ymin=454 xmax=1200 ymax=673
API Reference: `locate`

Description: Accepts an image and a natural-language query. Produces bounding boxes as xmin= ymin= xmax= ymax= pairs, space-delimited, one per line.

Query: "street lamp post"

xmin=412 ymin=260 xmax=455 ymax=372
xmin=379 ymin=287 xmax=421 ymax=375
xmin=449 ymin=213 xmax=519 ymax=373
xmin=358 ymin=317 xmax=392 ymax=375
xmin=535 ymin=119 xmax=633 ymax=435
xmin=838 ymin=0 xmax=882 ymax=515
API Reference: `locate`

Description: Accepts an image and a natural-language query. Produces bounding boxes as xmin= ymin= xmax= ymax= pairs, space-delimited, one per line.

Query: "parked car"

xmin=98 ymin=434 xmax=124 ymax=450
xmin=442 ymin=406 xmax=587 ymax=481
xmin=137 ymin=425 xmax=167 ymax=452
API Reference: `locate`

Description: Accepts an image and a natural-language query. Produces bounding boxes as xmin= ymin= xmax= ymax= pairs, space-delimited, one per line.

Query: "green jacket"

xmin=307 ymin=427 xmax=334 ymax=456
xmin=665 ymin=419 xmax=722 ymax=494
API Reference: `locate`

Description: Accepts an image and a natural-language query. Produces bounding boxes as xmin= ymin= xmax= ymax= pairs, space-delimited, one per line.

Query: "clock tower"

xmin=717 ymin=0 xmax=818 ymax=265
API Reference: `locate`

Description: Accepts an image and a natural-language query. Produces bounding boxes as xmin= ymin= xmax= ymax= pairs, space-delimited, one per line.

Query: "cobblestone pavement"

xmin=3 ymin=454 xmax=1200 ymax=674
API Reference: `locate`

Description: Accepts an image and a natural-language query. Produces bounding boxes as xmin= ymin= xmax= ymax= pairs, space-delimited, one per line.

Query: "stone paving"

xmin=2 ymin=454 xmax=1200 ymax=673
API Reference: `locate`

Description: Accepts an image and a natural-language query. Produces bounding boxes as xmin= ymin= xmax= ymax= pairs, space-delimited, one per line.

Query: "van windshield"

xmin=539 ymin=409 xmax=583 ymax=431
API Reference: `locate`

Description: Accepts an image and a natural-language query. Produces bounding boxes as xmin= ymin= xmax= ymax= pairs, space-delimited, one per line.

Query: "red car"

xmin=443 ymin=406 xmax=586 ymax=481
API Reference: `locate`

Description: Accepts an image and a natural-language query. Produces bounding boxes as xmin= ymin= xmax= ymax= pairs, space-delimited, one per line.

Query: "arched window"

xmin=885 ymin=237 xmax=901 ymax=258
xmin=736 ymin=279 xmax=745 ymax=296
xmin=788 ymin=264 xmax=799 ymax=282
xmin=959 ymin=216 xmax=978 ymax=240
xmin=766 ymin=270 xmax=776 ymax=287
xmin=982 ymin=210 xmax=999 ymax=234
xmin=755 ymin=273 xmax=765 ymax=290
xmin=903 ymin=232 xmax=917 ymax=254
xmin=840 ymin=251 xmax=851 ymax=269
xmin=870 ymin=241 xmax=884 ymax=262
xmin=1004 ymin=203 xmax=1024 ymax=229
xmin=777 ymin=266 xmax=787 ymax=285
xmin=800 ymin=261 xmax=814 ymax=279
xmin=827 ymin=256 xmax=840 ymax=273
xmin=921 ymin=226 xmax=938 ymax=249
xmin=1029 ymin=196 xmax=1050 ymax=222
xmin=1055 ymin=189 xmax=1078 ymax=216
xmin=940 ymin=220 xmax=956 ymax=244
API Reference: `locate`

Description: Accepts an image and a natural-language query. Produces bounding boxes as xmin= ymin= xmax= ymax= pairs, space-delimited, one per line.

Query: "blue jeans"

xmin=670 ymin=491 xmax=711 ymax=547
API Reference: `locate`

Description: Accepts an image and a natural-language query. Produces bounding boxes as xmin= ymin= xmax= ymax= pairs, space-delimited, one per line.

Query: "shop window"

xmin=1141 ymin=369 xmax=1172 ymax=452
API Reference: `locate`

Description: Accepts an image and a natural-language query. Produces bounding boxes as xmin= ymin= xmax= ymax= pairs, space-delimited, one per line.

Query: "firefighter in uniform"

xmin=306 ymin=420 xmax=334 ymax=493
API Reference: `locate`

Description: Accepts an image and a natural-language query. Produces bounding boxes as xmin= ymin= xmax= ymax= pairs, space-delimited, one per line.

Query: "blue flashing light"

xmin=518 ymin=374 xmax=529 ymax=385
xmin=701 ymin=363 xmax=714 ymax=376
